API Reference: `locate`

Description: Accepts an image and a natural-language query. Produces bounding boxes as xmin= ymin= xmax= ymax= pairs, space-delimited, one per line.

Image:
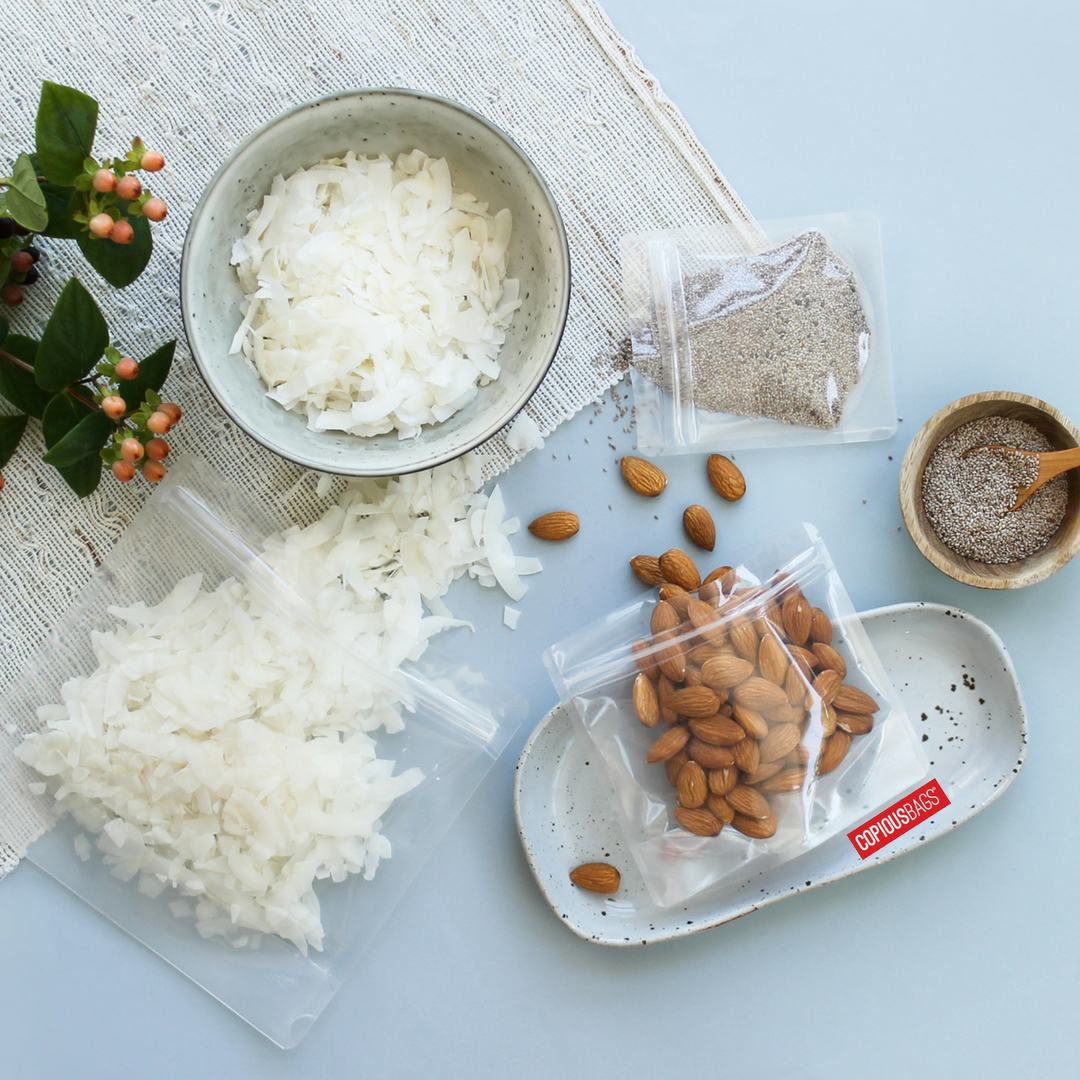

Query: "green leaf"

xmin=36 ymin=82 xmax=98 ymax=186
xmin=35 ymin=278 xmax=109 ymax=392
xmin=76 ymin=214 xmax=152 ymax=288
xmin=41 ymin=391 xmax=104 ymax=496
xmin=0 ymin=315 xmax=8 ymax=342
xmin=0 ymin=414 xmax=29 ymax=471
xmin=4 ymin=153 xmax=48 ymax=233
xmin=119 ymin=339 xmax=175 ymax=411
xmin=0 ymin=335 xmax=51 ymax=418
xmin=40 ymin=182 xmax=80 ymax=240
xmin=41 ymin=408 xmax=114 ymax=467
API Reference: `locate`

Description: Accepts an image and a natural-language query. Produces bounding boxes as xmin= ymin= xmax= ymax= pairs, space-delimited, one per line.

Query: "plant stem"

xmin=0 ymin=346 xmax=101 ymax=411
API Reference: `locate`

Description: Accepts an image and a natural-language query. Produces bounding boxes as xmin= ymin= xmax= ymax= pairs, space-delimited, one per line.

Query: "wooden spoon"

xmin=963 ymin=445 xmax=1080 ymax=510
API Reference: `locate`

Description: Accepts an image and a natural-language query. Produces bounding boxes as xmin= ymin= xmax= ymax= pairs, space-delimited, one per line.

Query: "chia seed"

xmin=636 ymin=231 xmax=870 ymax=428
xmin=921 ymin=416 xmax=1068 ymax=563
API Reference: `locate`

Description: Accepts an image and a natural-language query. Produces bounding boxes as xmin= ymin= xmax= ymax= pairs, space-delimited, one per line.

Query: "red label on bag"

xmin=847 ymin=779 xmax=950 ymax=859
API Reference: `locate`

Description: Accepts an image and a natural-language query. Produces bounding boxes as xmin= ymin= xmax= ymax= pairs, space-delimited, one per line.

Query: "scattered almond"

xmin=528 ymin=511 xmax=579 ymax=540
xmin=630 ymin=555 xmax=664 ymax=586
xmin=707 ymin=454 xmax=746 ymax=502
xmin=658 ymin=548 xmax=701 ymax=590
xmin=621 ymin=456 xmax=668 ymax=497
xmin=683 ymin=505 xmax=716 ymax=551
xmin=570 ymin=862 xmax=621 ymax=894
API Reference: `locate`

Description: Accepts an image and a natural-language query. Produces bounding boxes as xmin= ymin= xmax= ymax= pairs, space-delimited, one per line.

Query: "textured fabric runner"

xmin=0 ymin=0 xmax=759 ymax=876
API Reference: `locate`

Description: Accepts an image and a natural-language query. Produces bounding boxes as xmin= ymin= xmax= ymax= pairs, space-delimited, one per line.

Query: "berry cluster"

xmin=91 ymin=348 xmax=182 ymax=485
xmin=0 ymin=219 xmax=40 ymax=308
xmin=77 ymin=140 xmax=167 ymax=244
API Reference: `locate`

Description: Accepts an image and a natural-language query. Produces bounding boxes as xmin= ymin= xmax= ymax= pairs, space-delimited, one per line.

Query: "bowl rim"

xmin=180 ymin=86 xmax=571 ymax=477
xmin=898 ymin=390 xmax=1080 ymax=589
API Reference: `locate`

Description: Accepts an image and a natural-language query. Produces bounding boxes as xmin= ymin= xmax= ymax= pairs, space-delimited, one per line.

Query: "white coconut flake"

xmin=505 ymin=411 xmax=544 ymax=454
xmin=18 ymin=453 xmax=538 ymax=954
xmin=230 ymin=150 xmax=522 ymax=440
xmin=503 ymin=606 xmax=521 ymax=629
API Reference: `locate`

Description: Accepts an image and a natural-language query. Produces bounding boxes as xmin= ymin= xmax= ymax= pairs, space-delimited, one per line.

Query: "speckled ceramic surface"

xmin=514 ymin=603 xmax=1028 ymax=945
xmin=181 ymin=88 xmax=570 ymax=477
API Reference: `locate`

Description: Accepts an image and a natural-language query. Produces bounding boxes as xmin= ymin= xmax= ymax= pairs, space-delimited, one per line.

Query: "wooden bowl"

xmin=899 ymin=391 xmax=1080 ymax=589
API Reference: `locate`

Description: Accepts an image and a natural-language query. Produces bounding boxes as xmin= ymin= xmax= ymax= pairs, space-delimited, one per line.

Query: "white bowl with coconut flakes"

xmin=181 ymin=89 xmax=570 ymax=476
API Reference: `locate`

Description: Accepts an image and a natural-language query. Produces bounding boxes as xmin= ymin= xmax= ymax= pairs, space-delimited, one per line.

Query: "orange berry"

xmin=116 ymin=175 xmax=142 ymax=201
xmin=142 ymin=460 xmax=166 ymax=483
xmin=145 ymin=437 xmax=170 ymax=461
xmin=111 ymin=220 xmax=134 ymax=245
xmin=89 ymin=213 xmax=115 ymax=239
xmin=120 ymin=438 xmax=144 ymax=463
xmin=146 ymin=411 xmax=171 ymax=434
xmin=93 ymin=169 xmax=118 ymax=193
xmin=101 ymin=396 xmax=127 ymax=420
xmin=0 ymin=283 xmax=23 ymax=307
xmin=158 ymin=402 xmax=182 ymax=424
xmin=141 ymin=150 xmax=165 ymax=172
xmin=143 ymin=197 xmax=167 ymax=223
xmin=112 ymin=460 xmax=136 ymax=482
xmin=114 ymin=357 xmax=139 ymax=380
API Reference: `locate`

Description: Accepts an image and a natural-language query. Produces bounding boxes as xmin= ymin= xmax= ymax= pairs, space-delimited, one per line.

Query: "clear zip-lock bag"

xmin=0 ymin=457 xmax=524 ymax=1047
xmin=545 ymin=525 xmax=926 ymax=908
xmin=622 ymin=212 xmax=897 ymax=453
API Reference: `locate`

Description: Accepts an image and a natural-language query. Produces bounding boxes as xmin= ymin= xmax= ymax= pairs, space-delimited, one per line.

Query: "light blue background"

xmin=2 ymin=2 xmax=1078 ymax=1076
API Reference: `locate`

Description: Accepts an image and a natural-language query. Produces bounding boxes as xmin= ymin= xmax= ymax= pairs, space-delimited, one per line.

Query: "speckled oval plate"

xmin=513 ymin=602 xmax=1027 ymax=945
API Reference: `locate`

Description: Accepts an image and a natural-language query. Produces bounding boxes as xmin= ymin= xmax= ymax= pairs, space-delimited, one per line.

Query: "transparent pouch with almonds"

xmin=544 ymin=524 xmax=927 ymax=908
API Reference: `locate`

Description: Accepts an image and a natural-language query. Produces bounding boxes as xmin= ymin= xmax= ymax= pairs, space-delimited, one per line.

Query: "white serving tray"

xmin=514 ymin=602 xmax=1027 ymax=945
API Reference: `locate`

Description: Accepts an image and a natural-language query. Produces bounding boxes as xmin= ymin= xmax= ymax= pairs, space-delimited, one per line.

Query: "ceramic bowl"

xmin=181 ymin=88 xmax=570 ymax=477
xmin=899 ymin=391 xmax=1080 ymax=588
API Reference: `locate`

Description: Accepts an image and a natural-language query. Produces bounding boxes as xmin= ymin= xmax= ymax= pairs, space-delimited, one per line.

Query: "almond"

xmin=809 ymin=607 xmax=833 ymax=645
xmin=570 ymin=862 xmax=621 ymax=894
xmin=731 ymin=736 xmax=760 ymax=774
xmin=785 ymin=663 xmax=809 ymax=706
xmin=687 ymin=738 xmax=736 ymax=769
xmin=697 ymin=579 xmax=721 ymax=606
xmin=687 ymin=596 xmax=726 ymax=643
xmin=732 ymin=813 xmax=777 ymax=839
xmin=761 ymin=599 xmax=786 ymax=639
xmin=677 ymin=761 xmax=708 ymax=808
xmin=707 ymin=454 xmax=746 ymax=501
xmin=621 ymin=455 xmax=667 ymax=497
xmin=816 ymin=730 xmax=852 ymax=775
xmin=667 ymin=686 xmax=721 ymax=718
xmin=781 ymin=593 xmax=812 ymax=646
xmin=757 ymin=634 xmax=789 ymax=686
xmin=732 ymin=676 xmax=789 ymax=712
xmin=665 ymin=747 xmax=691 ymax=787
xmin=688 ymin=714 xmax=745 ymax=746
xmin=684 ymin=662 xmax=704 ymax=687
xmin=700 ymin=655 xmax=754 ymax=690
xmin=762 ymin=701 xmax=802 ymax=724
xmin=758 ymin=766 xmax=808 ymax=795
xmin=689 ymin=642 xmax=727 ymax=665
xmin=706 ymin=792 xmax=736 ymax=824
xmin=528 ymin=511 xmax=579 ymax=540
xmin=654 ymin=629 xmax=688 ymax=683
xmin=702 ymin=565 xmax=733 ymax=588
xmin=784 ymin=743 xmax=812 ymax=767
xmin=833 ymin=684 xmax=880 ymax=715
xmin=630 ymin=554 xmax=664 ymax=586
xmin=708 ymin=764 xmax=740 ymax=795
xmin=659 ymin=548 xmax=701 ymax=591
xmin=657 ymin=673 xmax=679 ymax=725
xmin=726 ymin=784 xmax=772 ymax=819
xmin=810 ymin=668 xmax=842 ymax=707
xmin=811 ymin=642 xmax=847 ymax=678
xmin=728 ymin=616 xmax=759 ymax=662
xmin=673 ymin=806 xmax=723 ymax=837
xmin=819 ymin=701 xmax=838 ymax=738
xmin=836 ymin=710 xmax=874 ymax=736
xmin=759 ymin=722 xmax=801 ymax=763
xmin=658 ymin=583 xmax=693 ymax=618
xmin=650 ymin=600 xmax=679 ymax=635
xmin=646 ymin=724 xmax=691 ymax=763
xmin=741 ymin=760 xmax=784 ymax=785
xmin=631 ymin=638 xmax=660 ymax=681
xmin=732 ymin=703 xmax=769 ymax=740
xmin=683 ymin=504 xmax=716 ymax=551
xmin=633 ymin=672 xmax=660 ymax=727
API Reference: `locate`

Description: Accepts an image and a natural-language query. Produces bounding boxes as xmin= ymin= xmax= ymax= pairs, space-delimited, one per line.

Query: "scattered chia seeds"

xmin=635 ymin=231 xmax=870 ymax=428
xmin=921 ymin=416 xmax=1068 ymax=563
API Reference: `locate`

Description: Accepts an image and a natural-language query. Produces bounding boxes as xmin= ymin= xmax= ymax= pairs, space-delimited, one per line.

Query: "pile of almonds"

xmin=629 ymin=549 xmax=879 ymax=840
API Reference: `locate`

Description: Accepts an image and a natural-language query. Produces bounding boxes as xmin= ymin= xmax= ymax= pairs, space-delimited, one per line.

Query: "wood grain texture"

xmin=898 ymin=391 xmax=1080 ymax=589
